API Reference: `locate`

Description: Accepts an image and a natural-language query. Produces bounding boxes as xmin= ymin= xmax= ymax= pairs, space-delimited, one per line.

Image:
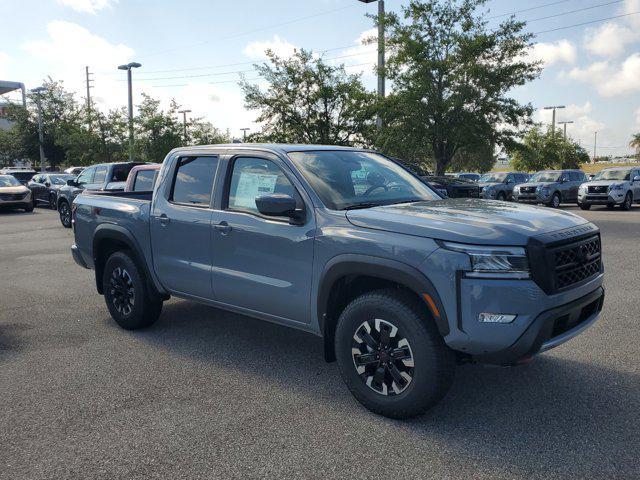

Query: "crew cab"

xmin=577 ymin=167 xmax=640 ymax=210
xmin=57 ymin=162 xmax=145 ymax=227
xmin=70 ymin=145 xmax=605 ymax=418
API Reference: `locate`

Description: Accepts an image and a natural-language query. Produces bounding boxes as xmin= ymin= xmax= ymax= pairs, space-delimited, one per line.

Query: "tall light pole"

xmin=240 ymin=128 xmax=250 ymax=142
xmin=558 ymin=120 xmax=574 ymax=140
xmin=31 ymin=87 xmax=46 ymax=173
xmin=178 ymin=109 xmax=191 ymax=144
xmin=118 ymin=62 xmax=142 ymax=161
xmin=593 ymin=131 xmax=598 ymax=163
xmin=543 ymin=105 xmax=565 ymax=140
xmin=358 ymin=0 xmax=385 ymax=129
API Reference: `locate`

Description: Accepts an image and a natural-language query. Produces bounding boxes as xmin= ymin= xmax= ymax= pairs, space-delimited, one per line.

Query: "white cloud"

xmin=624 ymin=0 xmax=640 ymax=27
xmin=635 ymin=107 xmax=640 ymax=126
xmin=327 ymin=28 xmax=378 ymax=79
xmin=526 ymin=40 xmax=576 ymax=67
xmin=57 ymin=0 xmax=116 ymax=14
xmin=584 ymin=22 xmax=639 ymax=57
xmin=566 ymin=54 xmax=640 ymax=97
xmin=243 ymin=35 xmax=298 ymax=60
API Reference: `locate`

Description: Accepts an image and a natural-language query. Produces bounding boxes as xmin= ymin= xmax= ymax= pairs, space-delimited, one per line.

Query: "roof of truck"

xmin=174 ymin=143 xmax=365 ymax=154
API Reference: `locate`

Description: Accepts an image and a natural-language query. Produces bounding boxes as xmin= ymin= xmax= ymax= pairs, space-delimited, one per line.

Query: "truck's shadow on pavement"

xmin=132 ymin=299 xmax=638 ymax=478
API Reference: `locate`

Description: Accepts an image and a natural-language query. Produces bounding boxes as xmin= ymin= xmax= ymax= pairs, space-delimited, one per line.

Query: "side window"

xmin=133 ymin=170 xmax=158 ymax=192
xmin=515 ymin=174 xmax=525 ymax=183
xmin=506 ymin=174 xmax=515 ymax=184
xmin=171 ymin=156 xmax=218 ymax=206
xmin=76 ymin=168 xmax=94 ymax=186
xmin=93 ymin=166 xmax=108 ymax=184
xmin=227 ymin=157 xmax=298 ymax=215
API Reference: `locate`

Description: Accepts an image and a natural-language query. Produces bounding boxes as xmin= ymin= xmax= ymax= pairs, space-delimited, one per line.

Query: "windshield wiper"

xmin=342 ymin=202 xmax=385 ymax=210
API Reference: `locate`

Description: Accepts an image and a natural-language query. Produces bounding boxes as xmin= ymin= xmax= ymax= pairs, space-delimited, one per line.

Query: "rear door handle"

xmin=214 ymin=221 xmax=232 ymax=234
xmin=158 ymin=214 xmax=170 ymax=226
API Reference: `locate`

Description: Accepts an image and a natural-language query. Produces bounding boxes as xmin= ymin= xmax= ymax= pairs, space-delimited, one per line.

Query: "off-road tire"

xmin=58 ymin=199 xmax=72 ymax=228
xmin=335 ymin=289 xmax=455 ymax=419
xmin=621 ymin=192 xmax=633 ymax=211
xmin=103 ymin=251 xmax=162 ymax=330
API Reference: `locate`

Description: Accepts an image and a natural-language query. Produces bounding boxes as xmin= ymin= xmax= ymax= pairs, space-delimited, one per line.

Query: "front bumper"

xmin=0 ymin=192 xmax=31 ymax=208
xmin=474 ymin=286 xmax=604 ymax=365
xmin=513 ymin=191 xmax=550 ymax=204
xmin=71 ymin=244 xmax=89 ymax=269
xmin=578 ymin=191 xmax=624 ymax=205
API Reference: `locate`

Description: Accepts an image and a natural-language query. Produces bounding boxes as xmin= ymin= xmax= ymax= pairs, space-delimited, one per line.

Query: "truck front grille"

xmin=521 ymin=186 xmax=537 ymax=194
xmin=551 ymin=235 xmax=601 ymax=290
xmin=588 ymin=185 xmax=608 ymax=194
xmin=0 ymin=193 xmax=27 ymax=201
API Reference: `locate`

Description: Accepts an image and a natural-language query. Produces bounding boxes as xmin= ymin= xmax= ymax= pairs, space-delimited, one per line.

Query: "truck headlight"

xmin=579 ymin=185 xmax=586 ymax=193
xmin=441 ymin=241 xmax=530 ymax=279
xmin=609 ymin=183 xmax=623 ymax=191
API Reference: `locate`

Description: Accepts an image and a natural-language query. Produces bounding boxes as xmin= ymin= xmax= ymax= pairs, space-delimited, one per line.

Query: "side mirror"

xmin=255 ymin=194 xmax=303 ymax=224
xmin=633 ymin=176 xmax=640 ymax=183
xmin=45 ymin=182 xmax=51 ymax=187
xmin=67 ymin=179 xmax=76 ymax=186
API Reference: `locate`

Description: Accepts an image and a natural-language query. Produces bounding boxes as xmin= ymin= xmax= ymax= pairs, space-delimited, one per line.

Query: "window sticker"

xmin=234 ymin=172 xmax=278 ymax=208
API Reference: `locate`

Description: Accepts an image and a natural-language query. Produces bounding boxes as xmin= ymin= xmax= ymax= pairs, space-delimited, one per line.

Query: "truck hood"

xmin=477 ymin=182 xmax=501 ymax=189
xmin=345 ymin=198 xmax=589 ymax=245
xmin=0 ymin=185 xmax=29 ymax=194
xmin=583 ymin=180 xmax=621 ymax=187
xmin=518 ymin=181 xmax=556 ymax=189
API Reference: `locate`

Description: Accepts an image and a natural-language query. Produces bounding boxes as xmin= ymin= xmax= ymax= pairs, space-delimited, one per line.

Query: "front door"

xmin=150 ymin=155 xmax=219 ymax=299
xmin=210 ymin=155 xmax=315 ymax=324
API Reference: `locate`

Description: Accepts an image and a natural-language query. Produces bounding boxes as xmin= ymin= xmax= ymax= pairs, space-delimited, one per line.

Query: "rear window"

xmin=133 ymin=169 xmax=158 ymax=192
xmin=171 ymin=156 xmax=218 ymax=206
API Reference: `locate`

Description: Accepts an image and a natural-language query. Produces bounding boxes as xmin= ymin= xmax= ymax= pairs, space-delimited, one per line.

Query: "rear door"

xmin=29 ymin=175 xmax=46 ymax=202
xmin=209 ymin=153 xmax=315 ymax=324
xmin=150 ymin=155 xmax=218 ymax=300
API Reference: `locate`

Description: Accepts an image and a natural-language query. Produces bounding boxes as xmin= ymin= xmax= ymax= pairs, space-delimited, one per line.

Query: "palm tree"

xmin=630 ymin=133 xmax=640 ymax=157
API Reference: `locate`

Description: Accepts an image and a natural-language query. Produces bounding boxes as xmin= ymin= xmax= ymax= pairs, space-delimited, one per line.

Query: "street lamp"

xmin=31 ymin=86 xmax=46 ymax=173
xmin=178 ymin=109 xmax=191 ymax=144
xmin=118 ymin=61 xmax=142 ymax=161
xmin=240 ymin=128 xmax=250 ymax=142
xmin=543 ymin=105 xmax=565 ymax=140
xmin=358 ymin=0 xmax=385 ymax=129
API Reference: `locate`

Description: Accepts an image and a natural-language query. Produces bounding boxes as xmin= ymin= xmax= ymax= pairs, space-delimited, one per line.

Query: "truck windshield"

xmin=593 ymin=169 xmax=631 ymax=181
xmin=529 ymin=172 xmax=561 ymax=183
xmin=0 ymin=175 xmax=21 ymax=187
xmin=288 ymin=150 xmax=440 ymax=210
xmin=479 ymin=173 xmax=507 ymax=183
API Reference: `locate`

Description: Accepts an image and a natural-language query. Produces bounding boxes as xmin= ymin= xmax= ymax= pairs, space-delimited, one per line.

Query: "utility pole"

xmin=558 ymin=120 xmax=573 ymax=140
xmin=358 ymin=0 xmax=385 ymax=129
xmin=31 ymin=87 xmax=46 ymax=173
xmin=85 ymin=66 xmax=94 ymax=128
xmin=178 ymin=109 xmax=191 ymax=144
xmin=593 ymin=131 xmax=598 ymax=163
xmin=240 ymin=128 xmax=250 ymax=142
xmin=118 ymin=62 xmax=142 ymax=161
xmin=543 ymin=105 xmax=565 ymax=140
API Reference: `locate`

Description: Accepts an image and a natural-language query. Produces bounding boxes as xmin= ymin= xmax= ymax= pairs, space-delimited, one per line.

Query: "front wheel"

xmin=621 ymin=192 xmax=633 ymax=211
xmin=548 ymin=192 xmax=561 ymax=208
xmin=58 ymin=200 xmax=72 ymax=228
xmin=335 ymin=289 xmax=455 ymax=419
xmin=49 ymin=193 xmax=57 ymax=210
xmin=103 ymin=251 xmax=162 ymax=330
xmin=496 ymin=192 xmax=506 ymax=201
xmin=579 ymin=203 xmax=591 ymax=210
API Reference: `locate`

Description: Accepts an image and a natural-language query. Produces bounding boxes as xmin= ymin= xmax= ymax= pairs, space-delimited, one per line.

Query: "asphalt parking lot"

xmin=1 ymin=206 xmax=639 ymax=479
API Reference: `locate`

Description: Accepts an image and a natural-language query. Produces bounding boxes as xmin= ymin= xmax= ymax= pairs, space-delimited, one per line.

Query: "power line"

xmin=534 ymin=10 xmax=640 ymax=34
xmin=487 ymin=0 xmax=573 ymax=19
xmin=526 ymin=0 xmax=624 ymax=23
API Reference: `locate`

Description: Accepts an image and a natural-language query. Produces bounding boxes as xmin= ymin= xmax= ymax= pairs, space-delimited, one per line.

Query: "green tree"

xmin=448 ymin=140 xmax=496 ymax=173
xmin=630 ymin=133 xmax=640 ymax=156
xmin=133 ymin=95 xmax=183 ymax=163
xmin=189 ymin=119 xmax=230 ymax=145
xmin=376 ymin=0 xmax=540 ymax=175
xmin=240 ymin=49 xmax=377 ymax=145
xmin=510 ymin=125 xmax=589 ymax=171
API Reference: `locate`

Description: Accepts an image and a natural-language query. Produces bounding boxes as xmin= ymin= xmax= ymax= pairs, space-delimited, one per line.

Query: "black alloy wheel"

xmin=109 ymin=266 xmax=136 ymax=317
xmin=49 ymin=193 xmax=57 ymax=210
xmin=351 ymin=318 xmax=415 ymax=396
xmin=59 ymin=200 xmax=71 ymax=228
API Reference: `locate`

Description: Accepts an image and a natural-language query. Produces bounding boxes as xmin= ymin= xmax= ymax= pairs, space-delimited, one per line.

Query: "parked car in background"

xmin=577 ymin=167 xmax=640 ymax=211
xmin=0 ymin=167 xmax=36 ymax=186
xmin=478 ymin=172 xmax=528 ymax=200
xmin=56 ymin=162 xmax=145 ymax=228
xmin=124 ymin=164 xmax=160 ymax=192
xmin=0 ymin=174 xmax=33 ymax=212
xmin=513 ymin=170 xmax=587 ymax=208
xmin=71 ymin=144 xmax=605 ymax=419
xmin=422 ymin=175 xmax=480 ymax=198
xmin=28 ymin=173 xmax=75 ymax=209
xmin=64 ymin=166 xmax=85 ymax=176
xmin=452 ymin=172 xmax=481 ymax=182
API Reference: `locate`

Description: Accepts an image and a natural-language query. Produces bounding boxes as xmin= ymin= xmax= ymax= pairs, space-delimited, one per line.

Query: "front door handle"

xmin=214 ymin=221 xmax=232 ymax=235
xmin=158 ymin=214 xmax=171 ymax=226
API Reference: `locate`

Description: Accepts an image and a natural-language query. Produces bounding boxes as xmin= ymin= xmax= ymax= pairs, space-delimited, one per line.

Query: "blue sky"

xmin=1 ymin=0 xmax=639 ymax=156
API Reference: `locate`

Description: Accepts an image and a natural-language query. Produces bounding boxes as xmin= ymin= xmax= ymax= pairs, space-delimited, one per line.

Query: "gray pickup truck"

xmin=70 ymin=145 xmax=605 ymax=418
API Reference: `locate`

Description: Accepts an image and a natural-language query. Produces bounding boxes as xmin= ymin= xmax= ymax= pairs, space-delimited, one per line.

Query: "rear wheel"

xmin=103 ymin=251 xmax=162 ymax=330
xmin=58 ymin=200 xmax=71 ymax=228
xmin=621 ymin=192 xmax=633 ymax=211
xmin=335 ymin=289 xmax=455 ymax=419
xmin=497 ymin=192 xmax=506 ymax=201
xmin=49 ymin=193 xmax=57 ymax=210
